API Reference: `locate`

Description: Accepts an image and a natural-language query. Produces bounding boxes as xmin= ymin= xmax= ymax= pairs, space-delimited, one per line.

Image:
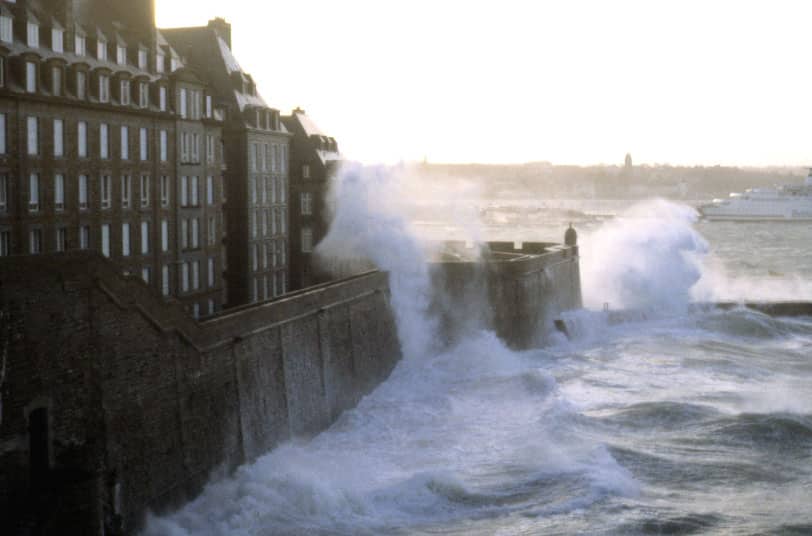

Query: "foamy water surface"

xmin=145 ymin=188 xmax=812 ymax=536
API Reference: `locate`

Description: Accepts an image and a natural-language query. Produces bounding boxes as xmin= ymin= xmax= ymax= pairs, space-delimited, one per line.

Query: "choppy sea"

xmin=145 ymin=193 xmax=812 ymax=536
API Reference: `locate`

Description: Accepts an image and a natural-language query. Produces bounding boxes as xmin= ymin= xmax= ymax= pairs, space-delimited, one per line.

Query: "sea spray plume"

xmin=581 ymin=199 xmax=708 ymax=312
xmin=315 ymin=163 xmax=440 ymax=359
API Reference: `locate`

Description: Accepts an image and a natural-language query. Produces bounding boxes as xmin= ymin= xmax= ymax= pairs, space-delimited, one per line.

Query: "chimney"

xmin=208 ymin=17 xmax=231 ymax=49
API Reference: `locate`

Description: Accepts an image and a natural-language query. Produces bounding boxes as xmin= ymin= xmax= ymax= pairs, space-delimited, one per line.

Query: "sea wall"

xmin=431 ymin=242 xmax=582 ymax=349
xmin=0 ymin=252 xmax=401 ymax=534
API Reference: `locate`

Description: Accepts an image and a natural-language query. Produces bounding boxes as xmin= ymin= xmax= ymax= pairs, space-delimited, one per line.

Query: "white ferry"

xmin=698 ymin=170 xmax=812 ymax=221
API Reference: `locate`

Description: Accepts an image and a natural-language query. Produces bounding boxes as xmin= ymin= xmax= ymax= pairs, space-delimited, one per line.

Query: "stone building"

xmin=0 ymin=0 xmax=228 ymax=316
xmin=163 ymin=19 xmax=292 ymax=306
xmin=282 ymin=107 xmax=341 ymax=290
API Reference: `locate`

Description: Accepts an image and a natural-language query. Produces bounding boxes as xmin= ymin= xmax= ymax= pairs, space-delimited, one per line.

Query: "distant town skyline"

xmin=157 ymin=0 xmax=812 ymax=167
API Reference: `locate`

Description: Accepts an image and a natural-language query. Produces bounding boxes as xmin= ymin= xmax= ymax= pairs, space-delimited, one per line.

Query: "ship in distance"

xmin=698 ymin=169 xmax=812 ymax=221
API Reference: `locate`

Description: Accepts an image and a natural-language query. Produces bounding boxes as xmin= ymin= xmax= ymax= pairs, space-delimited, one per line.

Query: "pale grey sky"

xmin=158 ymin=0 xmax=812 ymax=166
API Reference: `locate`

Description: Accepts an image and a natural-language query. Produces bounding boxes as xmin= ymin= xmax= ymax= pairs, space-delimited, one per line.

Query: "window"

xmin=78 ymin=175 xmax=88 ymax=210
xmin=52 ymin=28 xmax=64 ymax=52
xmin=28 ymin=174 xmax=39 ymax=212
xmin=76 ymin=71 xmax=86 ymax=99
xmin=180 ymin=219 xmax=188 ymax=249
xmin=122 ymin=222 xmax=130 ymax=256
xmin=207 ymin=217 xmax=216 ymax=246
xmin=27 ymin=22 xmax=39 ymax=48
xmin=121 ymin=175 xmax=131 ymax=209
xmin=208 ymin=257 xmax=215 ymax=288
xmin=141 ymin=267 xmax=151 ymax=284
xmin=251 ymin=143 xmax=258 ymax=171
xmin=19 ymin=117 xmax=39 ymax=163
xmin=101 ymin=224 xmax=110 ymax=257
xmin=162 ymin=265 xmax=170 ymax=296
xmin=120 ymin=79 xmax=129 ymax=105
xmin=302 ymin=164 xmax=310 ymax=179
xmin=206 ymin=175 xmax=214 ymax=205
xmin=250 ymin=176 xmax=257 ymax=205
xmin=78 ymin=121 xmax=87 ymax=157
xmin=280 ymin=207 xmax=287 ymax=233
xmin=140 ymin=221 xmax=149 ymax=254
xmin=116 ymin=45 xmax=126 ymax=65
xmin=264 ymin=145 xmax=270 ymax=172
xmin=181 ymin=262 xmax=189 ymax=292
xmin=53 ymin=119 xmax=64 ymax=157
xmin=100 ymin=175 xmax=111 ymax=209
xmin=261 ymin=242 xmax=268 ymax=269
xmin=205 ymin=95 xmax=212 ymax=118
xmin=252 ymin=243 xmax=259 ymax=271
xmin=192 ymin=303 xmax=200 ymax=319
xmin=207 ymin=135 xmax=215 ymax=164
xmin=208 ymin=299 xmax=214 ymax=316
xmin=0 ymin=114 xmax=5 ymax=154
xmin=140 ymin=175 xmax=149 ymax=207
xmin=190 ymin=176 xmax=199 ymax=206
xmin=74 ymin=34 xmax=86 ymax=56
xmin=29 ymin=228 xmax=42 ymax=254
xmin=97 ymin=38 xmax=107 ymax=61
xmin=79 ymin=225 xmax=89 ymax=249
xmin=270 ymin=145 xmax=277 ymax=172
xmin=54 ymin=174 xmax=64 ymax=211
xmin=160 ymin=176 xmax=169 ymax=207
xmin=139 ymin=128 xmax=148 ymax=160
xmin=180 ymin=132 xmax=188 ymax=162
xmin=0 ymin=174 xmax=6 ymax=212
xmin=0 ymin=230 xmax=9 ymax=256
xmin=159 ymin=86 xmax=167 ymax=111
xmin=301 ymin=227 xmax=313 ymax=253
xmin=191 ymin=133 xmax=200 ymax=163
xmin=120 ymin=126 xmax=128 ymax=159
xmin=179 ymin=88 xmax=187 ymax=118
xmin=251 ymin=210 xmax=258 ymax=238
xmin=190 ymin=218 xmax=199 ymax=249
xmin=261 ymin=210 xmax=268 ymax=236
xmin=99 ymin=123 xmax=108 ymax=158
xmin=26 ymin=62 xmax=36 ymax=93
xmin=56 ymin=227 xmax=67 ymax=252
xmin=51 ymin=66 xmax=62 ymax=96
xmin=138 ymin=49 xmax=147 ymax=70
xmin=161 ymin=220 xmax=168 ymax=252
xmin=99 ymin=74 xmax=109 ymax=102
xmin=139 ymin=82 xmax=148 ymax=108
xmin=264 ymin=176 xmax=271 ymax=205
xmin=0 ymin=15 xmax=11 ymax=43
xmin=300 ymin=192 xmax=313 ymax=215
xmin=156 ymin=52 xmax=164 ymax=73
xmin=159 ymin=130 xmax=167 ymax=161
xmin=180 ymin=176 xmax=188 ymax=207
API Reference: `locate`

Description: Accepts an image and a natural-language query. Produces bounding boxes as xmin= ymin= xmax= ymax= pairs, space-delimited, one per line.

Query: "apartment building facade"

xmin=0 ymin=0 xmax=227 ymax=316
xmin=164 ymin=18 xmax=291 ymax=306
xmin=282 ymin=107 xmax=341 ymax=291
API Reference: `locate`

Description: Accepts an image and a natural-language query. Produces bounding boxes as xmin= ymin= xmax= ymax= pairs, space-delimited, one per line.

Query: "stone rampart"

xmin=0 ymin=252 xmax=401 ymax=534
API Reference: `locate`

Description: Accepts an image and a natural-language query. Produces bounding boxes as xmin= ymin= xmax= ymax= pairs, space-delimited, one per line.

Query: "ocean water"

xmin=145 ymin=186 xmax=812 ymax=536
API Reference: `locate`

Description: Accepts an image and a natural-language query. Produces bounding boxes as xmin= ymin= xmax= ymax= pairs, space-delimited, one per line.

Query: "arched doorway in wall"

xmin=28 ymin=406 xmax=50 ymax=487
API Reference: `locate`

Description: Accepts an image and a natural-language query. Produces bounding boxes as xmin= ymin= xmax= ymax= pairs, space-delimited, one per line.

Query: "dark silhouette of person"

xmin=564 ymin=223 xmax=577 ymax=246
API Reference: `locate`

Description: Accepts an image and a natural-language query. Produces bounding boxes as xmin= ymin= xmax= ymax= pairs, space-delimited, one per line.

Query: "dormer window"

xmin=27 ymin=21 xmax=39 ymax=48
xmin=159 ymin=85 xmax=166 ymax=111
xmin=51 ymin=28 xmax=63 ymax=52
xmin=138 ymin=48 xmax=147 ymax=70
xmin=139 ymin=81 xmax=148 ymax=108
xmin=170 ymin=56 xmax=179 ymax=72
xmin=120 ymin=79 xmax=129 ymax=105
xmin=0 ymin=15 xmax=11 ymax=44
xmin=155 ymin=51 xmax=164 ymax=73
xmin=97 ymin=38 xmax=107 ymax=61
xmin=74 ymin=33 xmax=86 ymax=55
xmin=99 ymin=73 xmax=109 ymax=102
xmin=116 ymin=44 xmax=126 ymax=65
xmin=205 ymin=95 xmax=212 ymax=117
xmin=25 ymin=61 xmax=36 ymax=93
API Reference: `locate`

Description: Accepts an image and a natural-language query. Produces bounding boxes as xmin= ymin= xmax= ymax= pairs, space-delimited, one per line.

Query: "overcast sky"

xmin=157 ymin=0 xmax=812 ymax=167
